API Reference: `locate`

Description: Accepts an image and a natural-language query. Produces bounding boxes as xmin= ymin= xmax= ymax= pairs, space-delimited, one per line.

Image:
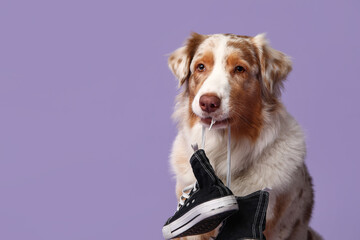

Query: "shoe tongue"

xmin=190 ymin=150 xmax=217 ymax=188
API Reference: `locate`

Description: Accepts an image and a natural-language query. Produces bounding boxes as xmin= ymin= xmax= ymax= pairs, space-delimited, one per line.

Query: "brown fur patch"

xmin=304 ymin=167 xmax=314 ymax=223
xmin=285 ymin=219 xmax=301 ymax=240
xmin=226 ymin=52 xmax=251 ymax=74
xmin=183 ymin=33 xmax=207 ymax=82
xmin=251 ymin=43 xmax=278 ymax=110
xmin=185 ymin=33 xmax=207 ymax=61
xmin=226 ymin=52 xmax=263 ymax=141
xmin=171 ymin=33 xmax=207 ymax=87
xmin=227 ymin=41 xmax=257 ymax=67
xmin=226 ymin=36 xmax=263 ymax=142
xmin=307 ymin=229 xmax=314 ymax=240
xmin=251 ymin=36 xmax=292 ymax=100
xmin=187 ymin=51 xmax=215 ymax=128
xmin=299 ymin=188 xmax=304 ymax=198
xmin=304 ymin=200 xmax=314 ymax=223
xmin=264 ymin=193 xmax=292 ymax=239
xmin=224 ymin=33 xmax=251 ymax=40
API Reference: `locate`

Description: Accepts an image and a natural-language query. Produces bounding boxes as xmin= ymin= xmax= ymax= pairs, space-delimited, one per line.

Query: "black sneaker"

xmin=162 ymin=149 xmax=239 ymax=239
xmin=214 ymin=190 xmax=269 ymax=240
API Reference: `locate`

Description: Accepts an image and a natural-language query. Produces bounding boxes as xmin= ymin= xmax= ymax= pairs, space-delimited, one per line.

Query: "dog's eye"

xmin=197 ymin=64 xmax=206 ymax=72
xmin=235 ymin=66 xmax=245 ymax=73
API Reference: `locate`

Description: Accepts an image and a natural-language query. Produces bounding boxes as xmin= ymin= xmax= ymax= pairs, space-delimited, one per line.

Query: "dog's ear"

xmin=252 ymin=33 xmax=292 ymax=97
xmin=168 ymin=46 xmax=191 ymax=87
xmin=168 ymin=32 xmax=206 ymax=87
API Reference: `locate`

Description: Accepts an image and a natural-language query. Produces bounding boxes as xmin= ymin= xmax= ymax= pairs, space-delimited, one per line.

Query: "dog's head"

xmin=169 ymin=33 xmax=292 ymax=141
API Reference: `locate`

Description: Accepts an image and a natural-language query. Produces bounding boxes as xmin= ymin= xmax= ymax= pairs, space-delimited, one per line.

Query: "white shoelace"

xmin=177 ymin=182 xmax=198 ymax=211
xmin=176 ymin=122 xmax=232 ymax=211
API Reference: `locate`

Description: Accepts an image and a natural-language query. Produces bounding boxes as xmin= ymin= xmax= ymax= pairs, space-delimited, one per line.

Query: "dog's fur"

xmin=168 ymin=33 xmax=322 ymax=240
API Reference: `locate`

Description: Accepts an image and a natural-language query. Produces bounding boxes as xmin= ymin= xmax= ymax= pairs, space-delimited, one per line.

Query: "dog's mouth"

xmin=200 ymin=117 xmax=230 ymax=129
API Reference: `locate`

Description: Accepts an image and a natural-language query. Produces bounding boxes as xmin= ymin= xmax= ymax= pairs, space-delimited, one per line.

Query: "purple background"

xmin=0 ymin=1 xmax=359 ymax=239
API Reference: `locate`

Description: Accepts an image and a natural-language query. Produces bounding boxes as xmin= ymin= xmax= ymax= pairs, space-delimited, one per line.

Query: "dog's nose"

xmin=199 ymin=94 xmax=221 ymax=113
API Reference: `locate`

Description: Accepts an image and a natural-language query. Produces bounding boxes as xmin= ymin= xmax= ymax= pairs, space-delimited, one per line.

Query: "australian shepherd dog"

xmin=168 ymin=33 xmax=322 ymax=240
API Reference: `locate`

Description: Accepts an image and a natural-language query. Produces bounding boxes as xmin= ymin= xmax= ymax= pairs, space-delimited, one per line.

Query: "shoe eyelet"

xmin=192 ymin=199 xmax=195 ymax=203
xmin=186 ymin=203 xmax=189 ymax=207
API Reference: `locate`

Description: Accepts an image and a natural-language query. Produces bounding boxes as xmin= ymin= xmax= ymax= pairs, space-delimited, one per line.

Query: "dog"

xmin=168 ymin=33 xmax=322 ymax=240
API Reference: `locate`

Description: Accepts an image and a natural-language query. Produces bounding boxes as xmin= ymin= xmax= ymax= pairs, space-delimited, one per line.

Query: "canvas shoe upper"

xmin=214 ymin=190 xmax=269 ymax=240
xmin=162 ymin=149 xmax=238 ymax=239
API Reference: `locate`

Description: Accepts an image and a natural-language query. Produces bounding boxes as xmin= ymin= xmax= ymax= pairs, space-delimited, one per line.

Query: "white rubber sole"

xmin=162 ymin=195 xmax=238 ymax=239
